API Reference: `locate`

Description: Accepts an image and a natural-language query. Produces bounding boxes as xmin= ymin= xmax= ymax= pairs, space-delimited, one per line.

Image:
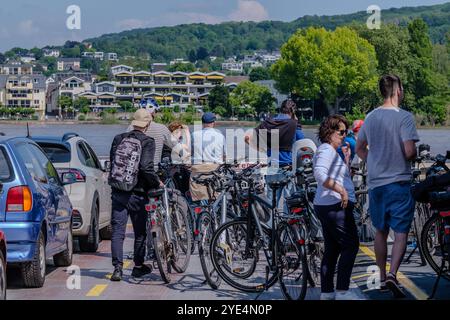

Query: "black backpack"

xmin=109 ymin=133 xmax=143 ymax=192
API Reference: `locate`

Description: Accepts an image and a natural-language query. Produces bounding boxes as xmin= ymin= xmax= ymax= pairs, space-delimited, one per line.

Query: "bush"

xmin=101 ymin=113 xmax=118 ymax=124
xmin=78 ymin=114 xmax=86 ymax=121
xmin=31 ymin=115 xmax=39 ymax=121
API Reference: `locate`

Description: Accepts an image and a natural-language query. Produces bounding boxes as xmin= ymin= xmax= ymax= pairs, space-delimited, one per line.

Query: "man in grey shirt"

xmin=356 ymin=75 xmax=420 ymax=298
xmin=127 ymin=108 xmax=178 ymax=170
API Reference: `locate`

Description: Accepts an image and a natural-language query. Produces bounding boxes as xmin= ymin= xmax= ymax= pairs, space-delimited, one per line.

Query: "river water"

xmin=0 ymin=123 xmax=449 ymax=158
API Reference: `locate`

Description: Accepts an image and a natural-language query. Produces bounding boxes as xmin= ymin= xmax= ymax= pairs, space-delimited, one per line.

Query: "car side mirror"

xmin=61 ymin=172 xmax=77 ymax=185
xmin=103 ymin=160 xmax=111 ymax=172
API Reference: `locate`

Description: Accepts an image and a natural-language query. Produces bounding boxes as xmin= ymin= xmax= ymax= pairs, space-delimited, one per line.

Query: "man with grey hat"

xmin=108 ymin=109 xmax=162 ymax=281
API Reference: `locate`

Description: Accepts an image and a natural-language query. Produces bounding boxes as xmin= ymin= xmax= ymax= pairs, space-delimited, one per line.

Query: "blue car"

xmin=0 ymin=137 xmax=74 ymax=288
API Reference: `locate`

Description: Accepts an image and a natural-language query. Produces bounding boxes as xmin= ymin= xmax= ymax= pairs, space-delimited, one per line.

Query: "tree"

xmin=229 ymin=81 xmax=276 ymax=117
xmin=118 ymin=101 xmax=133 ymax=112
xmin=58 ymin=95 xmax=73 ymax=116
xmin=167 ymin=62 xmax=196 ymax=73
xmin=249 ymin=67 xmax=271 ymax=82
xmin=408 ymin=19 xmax=435 ymax=104
xmin=208 ymin=85 xmax=230 ymax=115
xmin=196 ymin=47 xmax=209 ymax=61
xmin=271 ymin=27 xmax=378 ymax=115
xmin=74 ymin=97 xmax=90 ymax=110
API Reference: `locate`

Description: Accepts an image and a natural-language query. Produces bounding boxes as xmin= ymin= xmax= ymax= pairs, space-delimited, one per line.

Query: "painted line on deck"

xmin=86 ymin=284 xmax=108 ymax=297
xmin=359 ymin=245 xmax=428 ymax=300
xmin=352 ymin=273 xmax=371 ymax=280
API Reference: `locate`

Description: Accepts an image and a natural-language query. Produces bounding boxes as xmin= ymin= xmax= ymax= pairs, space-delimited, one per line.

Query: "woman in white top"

xmin=313 ymin=115 xmax=360 ymax=300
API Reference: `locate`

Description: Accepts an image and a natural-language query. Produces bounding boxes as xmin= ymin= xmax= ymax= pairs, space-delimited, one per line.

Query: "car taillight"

xmin=6 ymin=186 xmax=32 ymax=212
xmin=58 ymin=168 xmax=86 ymax=182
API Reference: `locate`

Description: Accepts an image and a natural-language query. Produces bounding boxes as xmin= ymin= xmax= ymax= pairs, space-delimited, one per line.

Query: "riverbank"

xmin=1 ymin=119 xmax=450 ymax=130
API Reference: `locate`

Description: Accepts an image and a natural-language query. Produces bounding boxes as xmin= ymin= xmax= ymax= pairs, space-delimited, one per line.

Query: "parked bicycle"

xmin=145 ymin=185 xmax=192 ymax=283
xmin=412 ymin=150 xmax=450 ymax=299
xmin=210 ymin=167 xmax=309 ymax=300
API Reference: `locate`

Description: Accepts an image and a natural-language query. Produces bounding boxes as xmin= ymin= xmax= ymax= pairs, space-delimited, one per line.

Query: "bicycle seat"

xmin=266 ymin=173 xmax=290 ymax=189
xmin=148 ymin=189 xmax=165 ymax=198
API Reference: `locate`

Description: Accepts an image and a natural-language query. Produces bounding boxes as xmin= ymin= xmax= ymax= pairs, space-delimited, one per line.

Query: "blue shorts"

xmin=369 ymin=181 xmax=415 ymax=234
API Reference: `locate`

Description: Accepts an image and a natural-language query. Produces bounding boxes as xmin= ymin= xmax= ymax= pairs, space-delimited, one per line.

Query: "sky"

xmin=0 ymin=0 xmax=447 ymax=51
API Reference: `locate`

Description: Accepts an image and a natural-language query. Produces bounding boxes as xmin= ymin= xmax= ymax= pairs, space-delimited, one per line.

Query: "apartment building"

xmin=43 ymin=49 xmax=61 ymax=58
xmin=221 ymin=58 xmax=244 ymax=73
xmin=57 ymin=58 xmax=81 ymax=71
xmin=78 ymin=66 xmax=230 ymax=109
xmin=46 ymin=71 xmax=93 ymax=114
xmin=0 ymin=61 xmax=46 ymax=119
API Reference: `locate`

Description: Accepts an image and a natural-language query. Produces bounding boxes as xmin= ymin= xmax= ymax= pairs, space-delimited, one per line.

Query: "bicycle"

xmin=192 ymin=163 xmax=260 ymax=289
xmin=210 ymin=168 xmax=309 ymax=300
xmin=413 ymin=151 xmax=450 ymax=299
xmin=145 ymin=185 xmax=192 ymax=283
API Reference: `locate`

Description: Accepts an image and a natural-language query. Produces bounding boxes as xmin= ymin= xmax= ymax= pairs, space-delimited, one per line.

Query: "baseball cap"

xmin=202 ymin=112 xmax=216 ymax=124
xmin=352 ymin=120 xmax=364 ymax=133
xmin=131 ymin=109 xmax=152 ymax=128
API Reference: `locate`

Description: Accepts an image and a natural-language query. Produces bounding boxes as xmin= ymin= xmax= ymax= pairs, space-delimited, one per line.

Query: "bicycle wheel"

xmin=152 ymin=217 xmax=172 ymax=283
xmin=198 ymin=212 xmax=222 ymax=289
xmin=278 ymin=222 xmax=308 ymax=300
xmin=170 ymin=199 xmax=192 ymax=273
xmin=355 ymin=191 xmax=375 ymax=243
xmin=211 ymin=219 xmax=278 ymax=293
xmin=420 ymin=214 xmax=450 ymax=281
xmin=307 ymin=243 xmax=323 ymax=288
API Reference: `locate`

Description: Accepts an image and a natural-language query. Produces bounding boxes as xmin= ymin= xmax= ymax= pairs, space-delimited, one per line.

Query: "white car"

xmin=33 ymin=133 xmax=112 ymax=252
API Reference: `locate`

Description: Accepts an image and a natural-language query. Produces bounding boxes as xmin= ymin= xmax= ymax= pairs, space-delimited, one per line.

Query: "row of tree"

xmin=271 ymin=19 xmax=450 ymax=125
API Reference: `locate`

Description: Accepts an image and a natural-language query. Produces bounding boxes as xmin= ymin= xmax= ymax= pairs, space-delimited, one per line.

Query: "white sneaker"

xmin=335 ymin=290 xmax=363 ymax=300
xmin=320 ymin=292 xmax=336 ymax=300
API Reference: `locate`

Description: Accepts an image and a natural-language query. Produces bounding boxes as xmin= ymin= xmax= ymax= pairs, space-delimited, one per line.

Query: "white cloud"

xmin=228 ymin=0 xmax=269 ymax=22
xmin=18 ymin=20 xmax=39 ymax=36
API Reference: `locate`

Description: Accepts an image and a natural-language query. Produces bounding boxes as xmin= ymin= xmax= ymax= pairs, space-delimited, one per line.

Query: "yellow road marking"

xmin=359 ymin=245 xmax=428 ymax=300
xmin=86 ymin=285 xmax=108 ymax=297
xmin=352 ymin=273 xmax=371 ymax=280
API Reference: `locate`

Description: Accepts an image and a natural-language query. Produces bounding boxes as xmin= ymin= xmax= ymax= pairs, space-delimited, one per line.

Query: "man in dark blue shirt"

xmin=246 ymin=99 xmax=304 ymax=167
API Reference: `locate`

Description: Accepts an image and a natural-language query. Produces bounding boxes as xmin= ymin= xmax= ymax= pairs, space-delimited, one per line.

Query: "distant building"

xmin=94 ymin=52 xmax=104 ymax=60
xmin=43 ymin=49 xmax=60 ymax=58
xmin=0 ymin=61 xmax=47 ymax=119
xmin=224 ymin=76 xmax=249 ymax=90
xmin=78 ymin=69 xmax=230 ymax=110
xmin=19 ymin=55 xmax=36 ymax=64
xmin=57 ymin=58 xmax=81 ymax=71
xmin=82 ymin=52 xmax=95 ymax=58
xmin=107 ymin=53 xmax=118 ymax=61
xmin=110 ymin=65 xmax=134 ymax=76
xmin=46 ymin=71 xmax=93 ymax=114
xmin=151 ymin=63 xmax=168 ymax=72
xmin=170 ymin=58 xmax=190 ymax=66
xmin=221 ymin=59 xmax=243 ymax=73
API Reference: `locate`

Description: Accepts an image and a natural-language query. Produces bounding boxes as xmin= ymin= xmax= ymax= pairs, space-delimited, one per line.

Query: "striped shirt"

xmin=127 ymin=122 xmax=177 ymax=169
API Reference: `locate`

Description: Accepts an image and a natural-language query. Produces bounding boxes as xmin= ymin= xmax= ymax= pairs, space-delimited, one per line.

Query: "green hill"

xmin=85 ymin=2 xmax=450 ymax=62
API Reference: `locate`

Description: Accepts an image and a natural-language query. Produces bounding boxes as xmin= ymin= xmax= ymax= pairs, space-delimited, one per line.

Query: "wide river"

xmin=1 ymin=123 xmax=449 ymax=158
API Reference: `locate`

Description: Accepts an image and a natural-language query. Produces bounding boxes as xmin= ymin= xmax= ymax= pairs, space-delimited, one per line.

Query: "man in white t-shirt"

xmin=190 ymin=112 xmax=226 ymax=201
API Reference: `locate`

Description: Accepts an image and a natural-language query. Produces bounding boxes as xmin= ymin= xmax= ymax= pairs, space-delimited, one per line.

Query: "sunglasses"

xmin=336 ymin=129 xmax=347 ymax=136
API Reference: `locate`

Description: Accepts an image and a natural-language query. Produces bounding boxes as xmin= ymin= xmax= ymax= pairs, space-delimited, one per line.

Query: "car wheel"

xmin=0 ymin=249 xmax=6 ymax=300
xmin=79 ymin=201 xmax=99 ymax=253
xmin=100 ymin=224 xmax=113 ymax=240
xmin=21 ymin=230 xmax=46 ymax=288
xmin=54 ymin=225 xmax=73 ymax=267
